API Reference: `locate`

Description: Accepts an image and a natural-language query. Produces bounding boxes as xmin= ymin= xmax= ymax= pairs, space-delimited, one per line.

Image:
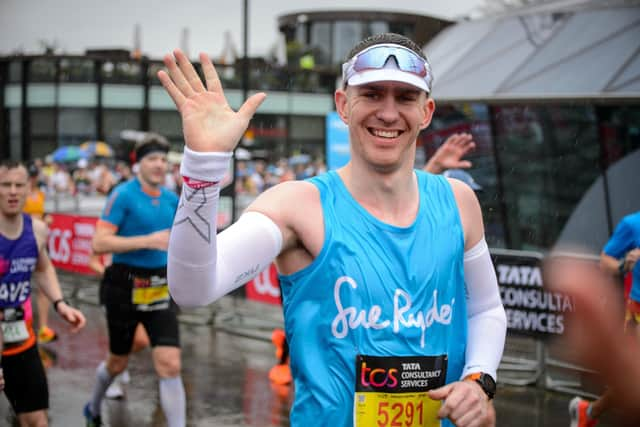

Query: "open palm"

xmin=158 ymin=49 xmax=266 ymax=153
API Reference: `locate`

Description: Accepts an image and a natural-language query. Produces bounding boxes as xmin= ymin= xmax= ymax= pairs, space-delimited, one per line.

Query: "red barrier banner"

xmin=245 ymin=263 xmax=281 ymax=305
xmin=48 ymin=213 xmax=98 ymax=275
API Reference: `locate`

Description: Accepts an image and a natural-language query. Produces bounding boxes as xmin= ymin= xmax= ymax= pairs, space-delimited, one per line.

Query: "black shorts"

xmin=3 ymin=344 xmax=49 ymax=414
xmin=103 ymin=263 xmax=180 ymax=355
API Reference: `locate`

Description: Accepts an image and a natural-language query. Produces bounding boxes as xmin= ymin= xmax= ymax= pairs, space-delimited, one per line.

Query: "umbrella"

xmin=51 ymin=145 xmax=88 ymax=163
xmin=80 ymin=141 xmax=114 ymax=158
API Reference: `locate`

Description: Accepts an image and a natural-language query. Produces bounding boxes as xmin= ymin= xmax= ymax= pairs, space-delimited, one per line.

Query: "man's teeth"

xmin=373 ymin=129 xmax=399 ymax=138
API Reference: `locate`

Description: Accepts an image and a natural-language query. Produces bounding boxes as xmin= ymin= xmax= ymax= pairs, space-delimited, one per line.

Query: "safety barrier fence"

xmin=50 ymin=211 xmax=605 ymax=399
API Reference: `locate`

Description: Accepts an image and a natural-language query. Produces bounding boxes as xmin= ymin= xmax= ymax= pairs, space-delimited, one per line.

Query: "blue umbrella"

xmin=51 ymin=145 xmax=88 ymax=163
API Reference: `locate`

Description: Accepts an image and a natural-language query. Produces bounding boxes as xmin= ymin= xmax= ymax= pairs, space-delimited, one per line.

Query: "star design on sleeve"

xmin=173 ymin=186 xmax=212 ymax=243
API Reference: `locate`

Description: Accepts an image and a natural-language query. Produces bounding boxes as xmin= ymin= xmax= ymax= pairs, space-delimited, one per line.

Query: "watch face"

xmin=479 ymin=374 xmax=496 ymax=398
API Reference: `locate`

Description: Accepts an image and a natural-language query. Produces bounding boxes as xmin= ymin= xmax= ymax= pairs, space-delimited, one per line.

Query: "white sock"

xmin=159 ymin=376 xmax=186 ymax=427
xmin=90 ymin=361 xmax=115 ymax=415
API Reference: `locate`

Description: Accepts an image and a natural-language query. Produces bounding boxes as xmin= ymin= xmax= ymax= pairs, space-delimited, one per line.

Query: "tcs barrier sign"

xmin=245 ymin=263 xmax=280 ymax=305
xmin=48 ymin=214 xmax=98 ymax=275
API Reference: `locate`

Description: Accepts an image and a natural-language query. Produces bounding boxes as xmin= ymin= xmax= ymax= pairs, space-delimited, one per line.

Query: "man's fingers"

xmin=163 ymin=51 xmax=196 ymax=98
xmin=428 ymin=383 xmax=453 ymax=400
xmin=174 ymin=49 xmax=206 ymax=93
xmin=158 ymin=69 xmax=186 ymax=109
xmin=200 ymin=53 xmax=223 ymax=93
xmin=238 ymin=92 xmax=267 ymax=121
xmin=458 ymin=160 xmax=473 ymax=169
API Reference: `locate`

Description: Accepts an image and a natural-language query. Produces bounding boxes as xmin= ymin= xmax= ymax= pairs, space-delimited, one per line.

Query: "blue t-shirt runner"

xmin=603 ymin=211 xmax=640 ymax=303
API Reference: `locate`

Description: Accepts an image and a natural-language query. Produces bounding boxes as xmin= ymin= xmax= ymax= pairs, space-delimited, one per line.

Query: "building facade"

xmin=1 ymin=4 xmax=638 ymax=255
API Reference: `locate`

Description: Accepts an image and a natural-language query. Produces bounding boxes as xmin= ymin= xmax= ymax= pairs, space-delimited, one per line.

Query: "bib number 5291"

xmin=377 ymin=400 xmax=424 ymax=427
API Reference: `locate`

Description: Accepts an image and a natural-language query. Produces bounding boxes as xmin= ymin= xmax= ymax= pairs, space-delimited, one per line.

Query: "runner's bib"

xmin=354 ymin=355 xmax=447 ymax=427
xmin=1 ymin=307 xmax=30 ymax=343
xmin=131 ymin=274 xmax=170 ymax=311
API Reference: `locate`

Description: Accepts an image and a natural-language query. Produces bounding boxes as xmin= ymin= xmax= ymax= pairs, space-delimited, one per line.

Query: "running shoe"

xmin=269 ymin=363 xmax=292 ymax=385
xmin=83 ymin=402 xmax=102 ymax=427
xmin=38 ymin=326 xmax=58 ymax=343
xmin=105 ymin=377 xmax=124 ymax=399
xmin=569 ymin=396 xmax=598 ymax=427
xmin=271 ymin=328 xmax=286 ymax=362
xmin=105 ymin=372 xmax=126 ymax=399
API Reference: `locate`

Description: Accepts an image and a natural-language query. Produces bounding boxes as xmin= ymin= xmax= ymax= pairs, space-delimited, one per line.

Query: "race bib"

xmin=1 ymin=320 xmax=29 ymax=343
xmin=354 ymin=355 xmax=447 ymax=427
xmin=1 ymin=307 xmax=29 ymax=343
xmin=131 ymin=274 xmax=170 ymax=311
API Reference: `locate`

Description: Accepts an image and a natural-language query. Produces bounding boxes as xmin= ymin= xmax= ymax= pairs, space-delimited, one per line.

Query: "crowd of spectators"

xmin=28 ymin=150 xmax=326 ymax=202
xmin=235 ymin=156 xmax=326 ymax=196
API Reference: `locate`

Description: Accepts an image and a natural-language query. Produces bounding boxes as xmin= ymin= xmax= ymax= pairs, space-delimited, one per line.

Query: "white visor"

xmin=346 ymin=66 xmax=430 ymax=92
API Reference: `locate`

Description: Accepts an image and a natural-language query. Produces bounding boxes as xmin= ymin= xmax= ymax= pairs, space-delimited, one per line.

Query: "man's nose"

xmin=375 ymin=95 xmax=400 ymax=123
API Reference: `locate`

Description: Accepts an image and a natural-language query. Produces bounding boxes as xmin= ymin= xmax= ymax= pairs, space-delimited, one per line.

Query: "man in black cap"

xmin=84 ymin=133 xmax=185 ymax=427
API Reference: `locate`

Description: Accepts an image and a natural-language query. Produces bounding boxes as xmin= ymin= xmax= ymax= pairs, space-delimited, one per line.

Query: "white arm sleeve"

xmin=168 ymin=147 xmax=283 ymax=307
xmin=460 ymin=238 xmax=507 ymax=381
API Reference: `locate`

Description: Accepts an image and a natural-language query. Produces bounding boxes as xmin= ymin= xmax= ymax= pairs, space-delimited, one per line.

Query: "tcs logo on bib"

xmin=360 ymin=362 xmax=399 ymax=389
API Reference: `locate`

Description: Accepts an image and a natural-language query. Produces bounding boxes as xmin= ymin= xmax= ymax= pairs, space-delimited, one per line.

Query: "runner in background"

xmin=0 ymin=312 xmax=4 ymax=393
xmin=22 ymin=163 xmax=58 ymax=345
xmin=87 ymin=251 xmax=150 ymax=399
xmin=546 ymin=256 xmax=640 ymax=426
xmin=568 ymin=210 xmax=640 ymax=427
xmin=84 ymin=133 xmax=185 ymax=427
xmin=1 ymin=160 xmax=86 ymax=426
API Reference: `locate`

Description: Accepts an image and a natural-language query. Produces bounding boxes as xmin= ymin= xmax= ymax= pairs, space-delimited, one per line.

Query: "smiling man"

xmin=160 ymin=33 xmax=506 ymax=427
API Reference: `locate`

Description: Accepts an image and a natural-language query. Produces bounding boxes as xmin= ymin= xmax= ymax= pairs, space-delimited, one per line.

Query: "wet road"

xmin=0 ymin=272 xmax=619 ymax=427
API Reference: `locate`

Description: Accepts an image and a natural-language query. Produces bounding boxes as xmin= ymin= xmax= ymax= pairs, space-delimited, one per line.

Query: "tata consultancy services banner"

xmin=491 ymin=249 xmax=574 ymax=338
xmin=326 ymin=111 xmax=350 ymax=170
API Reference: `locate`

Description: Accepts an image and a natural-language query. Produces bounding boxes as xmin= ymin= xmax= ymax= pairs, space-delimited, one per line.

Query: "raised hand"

xmin=157 ymin=49 xmax=266 ymax=153
xmin=424 ymin=133 xmax=476 ymax=174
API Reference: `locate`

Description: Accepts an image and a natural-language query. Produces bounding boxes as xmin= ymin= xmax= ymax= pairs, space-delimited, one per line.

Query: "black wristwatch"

xmin=619 ymin=258 xmax=627 ymax=275
xmin=466 ymin=372 xmax=496 ymax=400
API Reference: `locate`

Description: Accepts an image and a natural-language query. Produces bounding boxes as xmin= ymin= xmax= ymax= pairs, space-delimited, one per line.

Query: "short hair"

xmin=345 ymin=33 xmax=427 ymax=63
xmin=0 ymin=159 xmax=26 ymax=170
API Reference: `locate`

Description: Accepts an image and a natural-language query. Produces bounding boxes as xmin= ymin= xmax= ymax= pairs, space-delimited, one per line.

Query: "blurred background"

xmin=0 ymin=0 xmax=638 ymax=425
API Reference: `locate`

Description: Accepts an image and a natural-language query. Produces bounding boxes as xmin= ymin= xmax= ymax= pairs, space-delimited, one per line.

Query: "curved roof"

xmin=425 ymin=1 xmax=640 ymax=102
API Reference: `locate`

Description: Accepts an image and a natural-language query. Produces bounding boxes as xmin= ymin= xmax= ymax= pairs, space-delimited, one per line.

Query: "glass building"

xmin=420 ymin=1 xmax=640 ymax=254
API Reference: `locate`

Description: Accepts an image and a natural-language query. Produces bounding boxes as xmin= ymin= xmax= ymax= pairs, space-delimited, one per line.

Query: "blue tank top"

xmin=279 ymin=170 xmax=467 ymax=427
xmin=101 ymin=178 xmax=178 ymax=268
xmin=0 ymin=214 xmax=38 ymax=309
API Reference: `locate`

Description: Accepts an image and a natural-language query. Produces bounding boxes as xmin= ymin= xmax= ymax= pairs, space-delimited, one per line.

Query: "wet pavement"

xmin=0 ymin=271 xmax=621 ymax=427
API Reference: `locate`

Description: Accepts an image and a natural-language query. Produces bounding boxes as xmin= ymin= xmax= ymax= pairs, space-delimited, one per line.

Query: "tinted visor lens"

xmin=353 ymin=46 xmax=427 ymax=77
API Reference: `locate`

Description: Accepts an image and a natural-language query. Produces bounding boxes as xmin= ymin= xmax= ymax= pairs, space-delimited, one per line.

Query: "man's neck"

xmin=338 ymin=163 xmax=419 ymax=227
xmin=137 ymin=175 xmax=161 ymax=195
xmin=0 ymin=213 xmax=24 ymax=239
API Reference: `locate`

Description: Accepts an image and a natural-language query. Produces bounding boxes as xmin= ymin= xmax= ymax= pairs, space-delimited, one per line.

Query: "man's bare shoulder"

xmin=31 ymin=217 xmax=49 ymax=250
xmin=445 ymin=176 xmax=476 ymax=199
xmin=31 ymin=217 xmax=48 ymax=237
xmin=249 ymin=180 xmax=319 ymax=213
xmin=444 ymin=177 xmax=484 ymax=248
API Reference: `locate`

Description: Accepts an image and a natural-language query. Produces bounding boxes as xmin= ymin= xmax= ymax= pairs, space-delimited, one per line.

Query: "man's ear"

xmin=335 ymin=89 xmax=349 ymax=124
xmin=419 ymin=97 xmax=436 ymax=130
